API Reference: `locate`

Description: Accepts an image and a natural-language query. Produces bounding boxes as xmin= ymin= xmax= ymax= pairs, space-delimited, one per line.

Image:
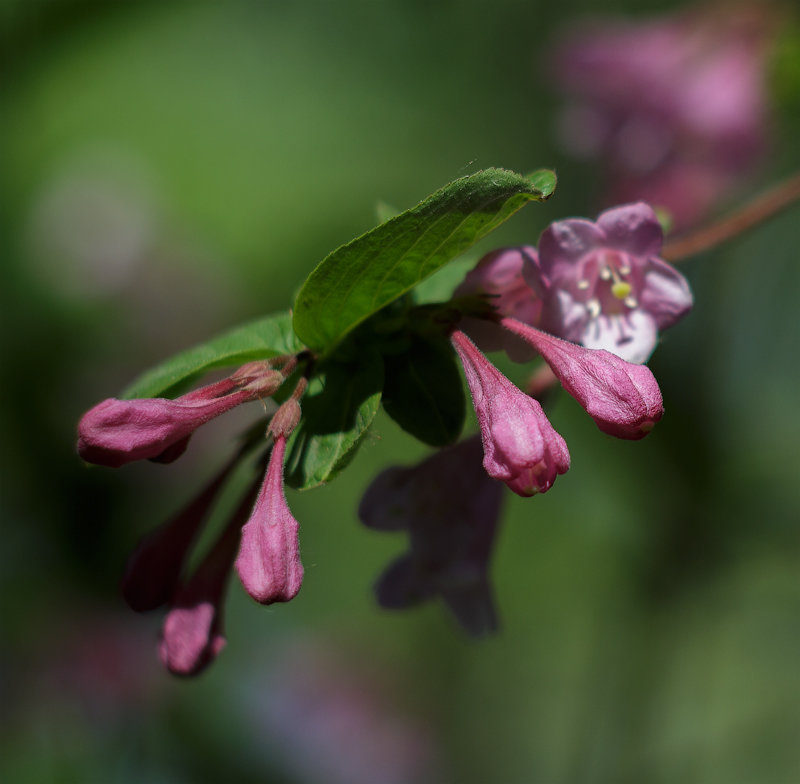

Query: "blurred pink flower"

xmin=360 ymin=436 xmax=504 ymax=636
xmin=551 ymin=6 xmax=772 ymax=227
xmin=245 ymin=640 xmax=441 ymax=784
xmin=34 ymin=607 xmax=163 ymax=723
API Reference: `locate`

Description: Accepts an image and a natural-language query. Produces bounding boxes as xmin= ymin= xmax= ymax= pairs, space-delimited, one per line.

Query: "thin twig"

xmin=661 ymin=171 xmax=800 ymax=262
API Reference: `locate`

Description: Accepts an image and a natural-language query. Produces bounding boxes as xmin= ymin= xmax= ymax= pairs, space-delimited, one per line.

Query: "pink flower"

xmin=550 ymin=7 xmax=772 ymax=227
xmin=359 ymin=436 xmax=504 ymax=636
xmin=450 ymin=330 xmax=570 ymax=495
xmin=235 ymin=435 xmax=304 ymax=604
xmin=77 ymin=369 xmax=283 ymax=468
xmin=501 ymin=318 xmax=663 ymax=440
xmin=529 ymin=202 xmax=692 ymax=363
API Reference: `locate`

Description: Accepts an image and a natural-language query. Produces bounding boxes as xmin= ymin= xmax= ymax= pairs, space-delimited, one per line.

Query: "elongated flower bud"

xmin=77 ymin=360 xmax=294 ymax=468
xmin=77 ymin=390 xmax=254 ymax=468
xmin=451 ymin=330 xmax=570 ymax=495
xmin=501 ymin=317 xmax=663 ymax=439
xmin=235 ymin=436 xmax=304 ymax=604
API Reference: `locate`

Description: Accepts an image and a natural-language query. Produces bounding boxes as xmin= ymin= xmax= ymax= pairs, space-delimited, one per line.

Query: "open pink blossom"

xmin=501 ymin=317 xmax=663 ymax=439
xmin=359 ymin=436 xmax=504 ymax=636
xmin=529 ymin=202 xmax=692 ymax=363
xmin=235 ymin=435 xmax=304 ymax=604
xmin=450 ymin=330 xmax=570 ymax=495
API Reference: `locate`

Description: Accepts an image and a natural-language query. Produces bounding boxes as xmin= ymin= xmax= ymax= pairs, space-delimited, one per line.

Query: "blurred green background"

xmin=2 ymin=1 xmax=799 ymax=782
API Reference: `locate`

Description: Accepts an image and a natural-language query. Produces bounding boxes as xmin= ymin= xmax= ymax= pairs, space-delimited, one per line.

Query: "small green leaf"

xmin=293 ymin=167 xmax=556 ymax=352
xmin=526 ymin=168 xmax=557 ymax=199
xmin=382 ymin=335 xmax=466 ymax=447
xmin=122 ymin=311 xmax=303 ymax=399
xmin=284 ymin=349 xmax=383 ymax=490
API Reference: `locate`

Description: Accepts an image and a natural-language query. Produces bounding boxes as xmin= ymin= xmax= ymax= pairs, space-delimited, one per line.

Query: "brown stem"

xmin=661 ymin=171 xmax=800 ymax=262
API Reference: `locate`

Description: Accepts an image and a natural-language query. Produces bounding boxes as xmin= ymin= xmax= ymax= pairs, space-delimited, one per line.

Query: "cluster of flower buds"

xmin=77 ymin=198 xmax=694 ymax=666
xmin=364 ymin=202 xmax=691 ymax=633
xmin=77 ymin=355 xmax=309 ymax=675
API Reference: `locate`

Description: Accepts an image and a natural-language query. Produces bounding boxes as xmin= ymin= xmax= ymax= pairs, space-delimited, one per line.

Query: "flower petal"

xmin=596 ymin=201 xmax=664 ymax=257
xmin=640 ymin=257 xmax=694 ymax=329
xmin=538 ymin=218 xmax=604 ymax=276
xmin=579 ymin=310 xmax=658 ymax=364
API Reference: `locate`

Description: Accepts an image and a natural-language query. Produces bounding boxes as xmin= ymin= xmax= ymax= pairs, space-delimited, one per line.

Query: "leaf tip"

xmin=525 ymin=169 xmax=557 ymax=200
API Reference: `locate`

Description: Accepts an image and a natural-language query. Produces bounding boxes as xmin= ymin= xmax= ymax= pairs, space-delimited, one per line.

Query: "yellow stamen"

xmin=612 ymin=280 xmax=632 ymax=299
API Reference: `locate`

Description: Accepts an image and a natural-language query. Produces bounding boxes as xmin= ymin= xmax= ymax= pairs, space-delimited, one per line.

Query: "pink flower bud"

xmin=501 ymin=318 xmax=663 ymax=439
xmin=160 ymin=598 xmax=227 ymax=677
xmin=230 ymin=360 xmax=273 ymax=383
xmin=240 ymin=369 xmax=285 ymax=397
xmin=77 ymin=358 xmax=299 ymax=468
xmin=268 ymin=399 xmax=302 ymax=439
xmin=451 ymin=330 xmax=570 ymax=495
xmin=77 ymin=387 xmax=254 ymax=468
xmin=235 ymin=436 xmax=304 ymax=604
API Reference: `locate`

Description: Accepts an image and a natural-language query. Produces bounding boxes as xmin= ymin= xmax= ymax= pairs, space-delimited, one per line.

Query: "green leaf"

xmin=525 ymin=168 xmax=557 ymax=199
xmin=293 ymin=167 xmax=555 ymax=352
xmin=382 ymin=335 xmax=466 ymax=447
xmin=122 ymin=311 xmax=303 ymax=399
xmin=284 ymin=349 xmax=383 ymax=490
